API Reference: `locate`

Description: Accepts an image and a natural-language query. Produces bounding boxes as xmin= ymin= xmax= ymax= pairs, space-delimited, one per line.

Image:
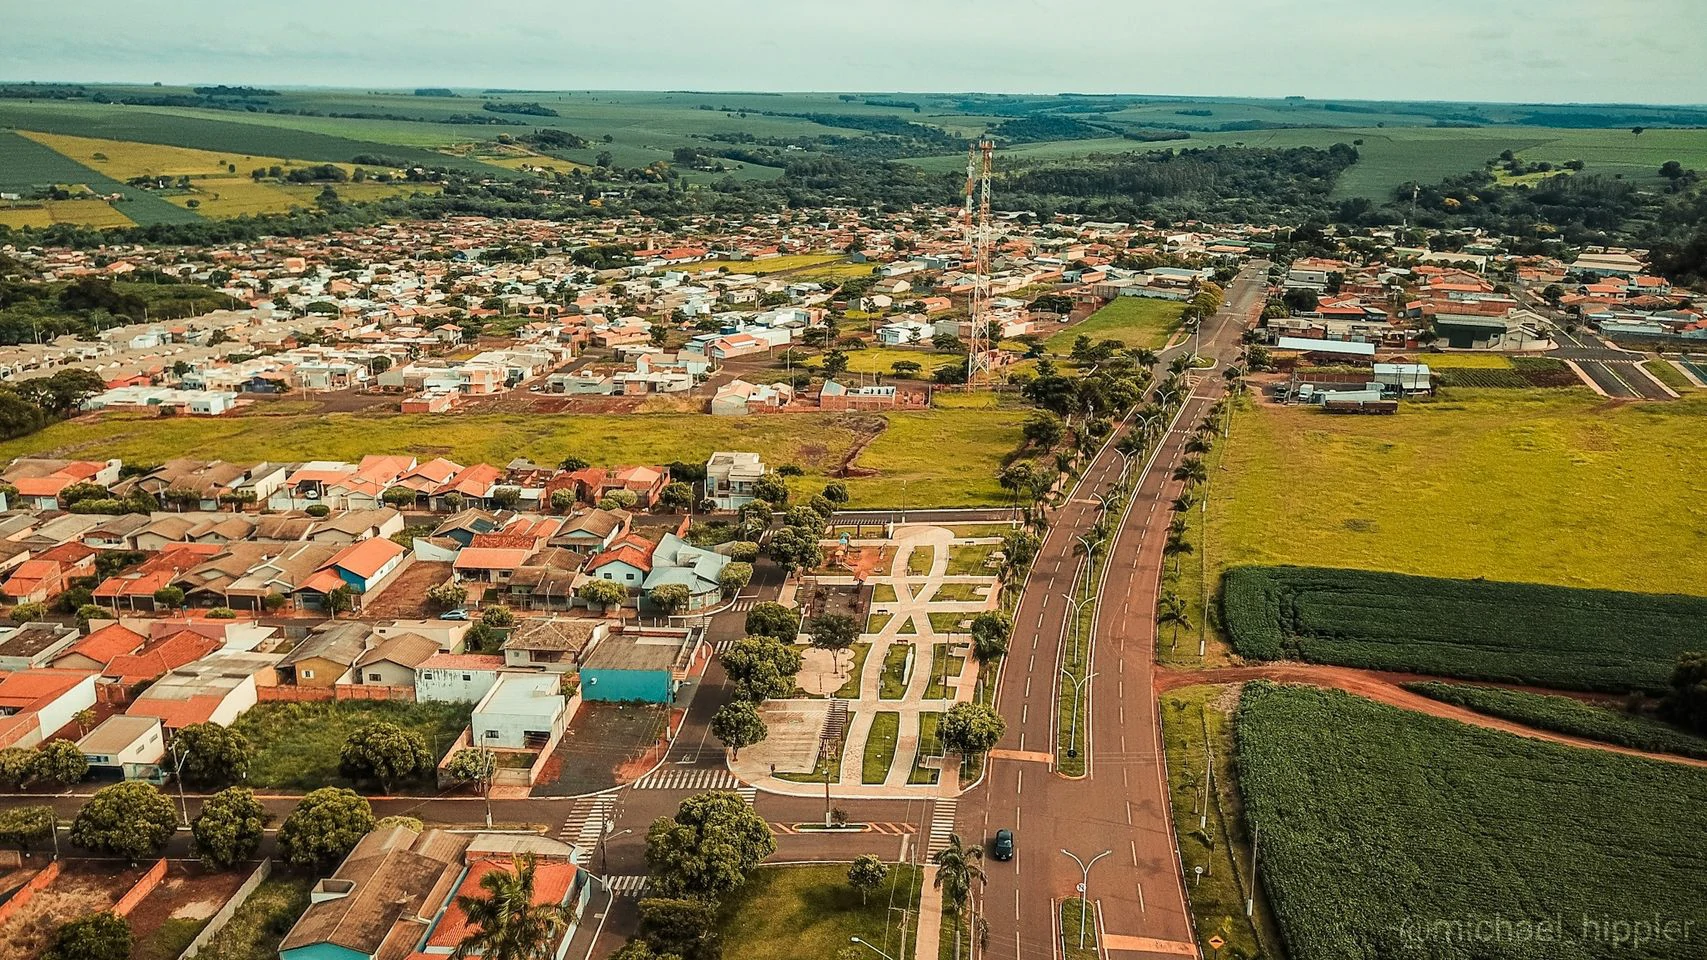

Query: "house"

xmin=77 ymin=715 xmax=165 ymax=781
xmin=876 ymin=318 xmax=933 ymax=346
xmin=125 ymin=650 xmax=280 ymax=730
xmin=472 ymin=672 xmax=567 ymax=750
xmin=641 ymin=534 xmax=731 ymax=612
xmin=585 ymin=534 xmax=655 ymax=592
xmin=321 ymin=537 xmax=408 ymax=594
xmin=50 ymin=622 xmax=148 ymax=672
xmin=352 ymin=632 xmax=439 ymax=687
xmin=415 ymin=653 xmax=505 ymax=703
xmin=560 ymin=465 xmax=669 ymax=508
xmin=0 ymin=621 xmax=81 ymax=671
xmin=710 ymin=379 xmax=795 ymax=415
xmin=453 ymin=547 xmax=532 ymax=585
xmin=0 ymin=669 xmax=98 ymax=748
xmin=372 ymin=619 xmax=470 ymax=654
xmin=92 ymin=543 xmax=225 ymax=611
xmin=705 ymin=451 xmax=765 ymax=510
xmin=549 ymin=509 xmax=629 ymax=556
xmin=280 ymin=622 xmax=369 ymax=687
xmin=104 ymin=629 xmax=223 ymax=686
xmin=579 ymin=627 xmax=700 ymax=704
xmin=502 ymin=618 xmax=608 ymax=674
xmin=279 ymin=825 xmax=595 ymax=960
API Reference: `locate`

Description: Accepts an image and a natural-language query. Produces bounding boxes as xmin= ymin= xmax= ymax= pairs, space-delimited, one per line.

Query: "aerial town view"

xmin=0 ymin=4 xmax=1704 ymax=959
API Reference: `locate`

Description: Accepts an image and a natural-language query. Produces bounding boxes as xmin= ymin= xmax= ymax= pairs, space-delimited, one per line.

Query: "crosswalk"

xmin=555 ymin=794 xmax=618 ymax=861
xmin=630 ymin=767 xmax=750 ymax=793
xmin=731 ymin=597 xmax=757 ymax=612
xmin=926 ymin=798 xmax=958 ymax=857
xmin=603 ymin=875 xmax=649 ymax=897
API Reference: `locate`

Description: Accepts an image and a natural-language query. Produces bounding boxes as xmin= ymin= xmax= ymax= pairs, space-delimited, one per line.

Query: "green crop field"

xmin=0 ymin=129 xmax=201 ymax=226
xmin=1236 ymin=682 xmax=1707 ymax=960
xmin=1204 ymin=392 xmax=1707 ymax=598
xmin=0 ymin=407 xmax=1023 ymax=509
xmin=1222 ymin=566 xmax=1707 ymax=692
xmin=1405 ymin=682 xmax=1707 ymax=760
xmin=1046 ymin=297 xmax=1186 ymax=352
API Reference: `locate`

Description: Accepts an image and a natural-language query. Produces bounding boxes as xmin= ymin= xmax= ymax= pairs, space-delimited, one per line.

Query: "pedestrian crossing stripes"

xmin=927 ymin=798 xmax=958 ymax=857
xmin=556 ymin=794 xmax=617 ymax=861
xmin=771 ymin=821 xmax=916 ymax=835
xmin=631 ymin=767 xmax=741 ymax=791
xmin=736 ymin=785 xmax=757 ymax=804
xmin=713 ymin=637 xmax=738 ymax=654
xmin=603 ymin=875 xmax=649 ymax=896
xmin=731 ymin=598 xmax=757 ymax=612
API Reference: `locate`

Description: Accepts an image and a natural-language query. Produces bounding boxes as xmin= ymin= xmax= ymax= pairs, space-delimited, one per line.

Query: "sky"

xmin=8 ymin=0 xmax=1703 ymax=105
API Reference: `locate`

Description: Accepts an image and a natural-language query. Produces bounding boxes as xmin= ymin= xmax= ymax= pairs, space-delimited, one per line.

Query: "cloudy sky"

xmin=8 ymin=0 xmax=1701 ymax=104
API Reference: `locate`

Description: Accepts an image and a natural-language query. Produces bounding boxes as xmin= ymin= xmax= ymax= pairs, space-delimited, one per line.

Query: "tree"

xmin=1662 ymin=652 xmax=1707 ymax=734
xmin=808 ymin=614 xmax=858 ymax=670
xmin=933 ymin=835 xmax=986 ymax=953
xmin=34 ymin=740 xmax=88 ymax=788
xmin=0 ymin=747 xmax=36 ymax=788
xmin=822 ymin=349 xmax=849 ymax=377
xmin=1157 ymin=593 xmax=1192 ymax=652
xmin=324 ymin=584 xmax=355 ymax=617
xmin=192 ymin=787 xmax=266 ymax=869
xmin=10 ymin=602 xmax=46 ymax=624
xmin=645 ymin=792 xmax=775 ymax=901
xmin=710 ymin=700 xmax=767 ymax=759
xmin=446 ymin=748 xmax=497 ymax=791
xmin=578 ymin=578 xmax=628 ymax=611
xmin=339 ymin=722 xmax=431 ymax=792
xmin=715 ymin=562 xmax=752 ymax=599
xmin=821 ymin=481 xmax=849 ymax=505
xmin=720 ymin=635 xmax=802 ymax=702
xmin=481 ymin=604 xmax=516 ymax=628
xmin=0 ymin=805 xmax=56 ymax=853
xmin=427 ymin=581 xmax=469 ymax=610
xmin=969 ymin=613 xmax=1011 ymax=665
xmin=658 ymin=482 xmax=694 ymax=513
xmin=751 ymin=474 xmax=789 ymax=506
xmin=173 ymin=722 xmax=252 ymax=788
xmin=382 ymin=486 xmax=416 ymax=508
xmin=490 ymin=487 xmax=522 ymax=510
xmin=727 ymin=541 xmax=760 ymax=563
xmin=890 ymin=359 xmax=923 ymax=378
xmin=549 ymin=489 xmax=576 ymax=513
xmin=634 ymin=898 xmax=717 ymax=960
xmin=1022 ymin=412 xmax=1064 ymax=450
xmin=932 ymin=331 xmax=963 ymax=352
xmin=69 ymin=782 xmax=177 ymax=862
xmin=1000 ymin=529 xmax=1040 ymax=572
xmin=559 ymin=456 xmax=590 ymax=472
xmin=1172 ymin=457 xmax=1208 ymax=488
xmin=847 ymin=855 xmax=888 ymax=905
xmin=767 ymin=527 xmax=822 ymax=576
xmin=648 ymin=583 xmax=692 ymax=616
xmin=278 ymin=788 xmax=375 ymax=870
xmin=744 ymin=602 xmax=799 ymax=642
xmin=452 ymin=854 xmax=574 ymax=960
xmin=43 ymin=914 xmax=131 ymax=960
xmin=938 ymin=702 xmax=1005 ymax=758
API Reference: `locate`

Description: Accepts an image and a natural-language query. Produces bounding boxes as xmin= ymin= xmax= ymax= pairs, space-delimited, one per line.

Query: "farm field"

xmin=1203 ymin=391 xmax=1707 ymax=597
xmin=1222 ymin=565 xmax=1707 ymax=692
xmin=1046 ymin=297 xmax=1185 ymax=352
xmin=0 ymin=407 xmax=1024 ymax=508
xmin=0 ymin=198 xmax=134 ymax=229
xmin=716 ymin=864 xmax=921 ymax=960
xmin=1235 ymin=682 xmax=1707 ymax=960
xmin=1405 ymin=682 xmax=1707 ymax=760
xmin=688 ymin=254 xmax=846 ymax=274
xmin=0 ymin=129 xmax=199 ymax=226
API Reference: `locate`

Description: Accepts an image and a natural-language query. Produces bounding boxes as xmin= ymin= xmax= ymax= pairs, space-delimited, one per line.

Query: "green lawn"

xmin=834 ymin=643 xmax=872 ymax=700
xmin=1207 ymin=391 xmax=1707 ymax=598
xmin=192 ymin=876 xmax=312 ymax=960
xmin=1644 ymin=358 xmax=1696 ymax=393
xmin=718 ymin=864 xmax=921 ymax=960
xmin=906 ymin=546 xmax=936 ymax=577
xmin=877 ymin=643 xmax=912 ymax=699
xmin=1045 ymin=297 xmax=1186 ymax=353
xmin=923 ymin=643 xmax=965 ymax=700
xmin=872 ymin=583 xmax=899 ymax=604
xmin=135 ymin=917 xmax=208 ymax=960
xmin=232 ymin=700 xmax=473 ymax=790
xmin=804 ymin=344 xmax=959 ymax=377
xmin=1059 ymin=899 xmax=1100 ymax=960
xmin=928 ymin=611 xmax=969 ymax=634
xmin=909 ymin=711 xmax=942 ymax=785
xmin=861 ymin=712 xmax=900 ymax=783
xmin=930 ymin=582 xmax=987 ymax=603
xmin=865 ymin=612 xmax=893 ymax=634
xmin=945 ymin=542 xmax=999 ymax=576
xmin=0 ymin=407 xmax=1025 ymax=509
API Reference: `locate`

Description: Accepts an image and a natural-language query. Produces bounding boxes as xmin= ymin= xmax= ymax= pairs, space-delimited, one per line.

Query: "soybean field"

xmin=1220 ymin=566 xmax=1707 ymax=692
xmin=1236 ymin=682 xmax=1707 ymax=960
xmin=1405 ymin=682 xmax=1707 ymax=760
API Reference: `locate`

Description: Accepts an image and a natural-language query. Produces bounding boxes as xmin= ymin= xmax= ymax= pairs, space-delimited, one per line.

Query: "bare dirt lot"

xmin=361 ymin=560 xmax=454 ymax=620
xmin=0 ymin=862 xmax=147 ymax=960
xmin=126 ymin=862 xmax=250 ymax=960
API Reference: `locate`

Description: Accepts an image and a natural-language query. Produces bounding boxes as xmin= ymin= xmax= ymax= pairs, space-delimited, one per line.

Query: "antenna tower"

xmin=964 ymin=140 xmax=995 ymax=387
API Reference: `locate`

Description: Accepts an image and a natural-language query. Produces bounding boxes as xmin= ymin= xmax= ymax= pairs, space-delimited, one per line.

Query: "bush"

xmin=43 ymin=913 xmax=130 ymax=960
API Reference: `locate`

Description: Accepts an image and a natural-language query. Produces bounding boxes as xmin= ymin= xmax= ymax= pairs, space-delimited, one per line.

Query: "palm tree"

xmin=1168 ymin=516 xmax=1189 ymax=539
xmin=1171 ymin=492 xmax=1195 ymax=513
xmin=934 ymin=834 xmax=987 ymax=960
xmin=1163 ymin=534 xmax=1194 ymax=575
xmin=452 ymin=855 xmax=573 ymax=960
xmin=1173 ymin=457 xmax=1208 ymax=488
xmin=1185 ymin=434 xmax=1214 ymax=455
xmin=1157 ymin=593 xmax=1192 ymax=651
xmin=1132 ymin=347 xmax=1160 ymax=368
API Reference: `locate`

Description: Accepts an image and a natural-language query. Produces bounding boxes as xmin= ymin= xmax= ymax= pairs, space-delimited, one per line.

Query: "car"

xmin=439 ymin=608 xmax=470 ymax=621
xmin=992 ymin=828 xmax=1014 ymax=861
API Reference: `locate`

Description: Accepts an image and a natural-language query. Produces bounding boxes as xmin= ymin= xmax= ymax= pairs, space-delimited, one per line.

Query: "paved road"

xmin=1550 ymin=326 xmax=1672 ymax=400
xmin=962 ymin=266 xmax=1269 ymax=960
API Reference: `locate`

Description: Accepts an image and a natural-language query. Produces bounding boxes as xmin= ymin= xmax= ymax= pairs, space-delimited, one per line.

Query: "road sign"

xmin=1076 ymin=882 xmax=1085 ymax=893
xmin=1207 ymin=935 xmax=1226 ymax=950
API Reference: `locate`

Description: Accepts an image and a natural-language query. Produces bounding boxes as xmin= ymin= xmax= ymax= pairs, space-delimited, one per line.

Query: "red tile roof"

xmin=55 ymin=623 xmax=147 ymax=668
xmin=425 ymin=860 xmax=579 ymax=948
xmin=328 ymin=537 xmax=405 ymax=580
xmin=104 ymin=630 xmax=220 ymax=684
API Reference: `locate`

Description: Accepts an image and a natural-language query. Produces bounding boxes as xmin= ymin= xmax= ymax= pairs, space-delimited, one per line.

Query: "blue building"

xmin=579 ymin=627 xmax=701 ymax=705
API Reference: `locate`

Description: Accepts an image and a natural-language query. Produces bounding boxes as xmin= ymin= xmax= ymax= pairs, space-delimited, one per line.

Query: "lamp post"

xmin=599 ymin=822 xmax=632 ymax=874
xmin=849 ymin=937 xmax=897 ymax=960
xmin=1059 ymin=668 xmax=1096 ymax=761
xmin=1061 ymin=593 xmax=1087 ymax=664
xmin=1061 ymin=847 xmax=1112 ymax=950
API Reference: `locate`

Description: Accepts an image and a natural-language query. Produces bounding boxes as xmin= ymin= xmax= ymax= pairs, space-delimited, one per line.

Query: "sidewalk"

xmin=915 ymin=864 xmax=942 ymax=960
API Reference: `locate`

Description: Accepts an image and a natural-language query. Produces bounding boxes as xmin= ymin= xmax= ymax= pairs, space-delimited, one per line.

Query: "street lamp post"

xmin=1060 ymin=847 xmax=1112 ymax=950
xmin=1061 ymin=593 xmax=1087 ymax=664
xmin=599 ymin=822 xmax=632 ymax=874
xmin=167 ymin=741 xmax=191 ymax=827
xmin=1059 ymin=668 xmax=1096 ymax=761
xmin=849 ymin=937 xmax=897 ymax=960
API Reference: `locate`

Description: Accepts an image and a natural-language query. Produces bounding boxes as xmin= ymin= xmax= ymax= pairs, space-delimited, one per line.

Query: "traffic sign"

xmin=1207 ymin=934 xmax=1226 ymax=950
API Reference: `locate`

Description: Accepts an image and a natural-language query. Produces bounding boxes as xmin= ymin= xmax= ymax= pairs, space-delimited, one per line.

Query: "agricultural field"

xmin=688 ymin=254 xmax=846 ymax=275
xmin=0 ymin=407 xmax=1024 ymax=509
xmin=1203 ymin=391 xmax=1707 ymax=598
xmin=1236 ymin=682 xmax=1707 ymax=960
xmin=1405 ymin=682 xmax=1707 ymax=760
xmin=0 ymin=129 xmax=197 ymax=226
xmin=0 ymin=198 xmax=134 ymax=229
xmin=1221 ymin=565 xmax=1707 ymax=692
xmin=1045 ymin=297 xmax=1185 ymax=352
xmin=804 ymin=345 xmax=960 ymax=377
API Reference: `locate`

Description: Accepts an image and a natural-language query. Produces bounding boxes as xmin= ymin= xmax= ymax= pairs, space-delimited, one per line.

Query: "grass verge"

xmin=861 ymin=712 xmax=900 ymax=784
xmin=909 ymin=712 xmax=942 ymax=785
xmin=878 ymin=643 xmax=912 ymax=700
xmin=718 ymin=863 xmax=922 ymax=960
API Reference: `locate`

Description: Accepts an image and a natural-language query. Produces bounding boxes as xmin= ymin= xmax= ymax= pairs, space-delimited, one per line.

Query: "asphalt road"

xmin=1550 ymin=326 xmax=1673 ymax=400
xmin=961 ymin=266 xmax=1269 ymax=960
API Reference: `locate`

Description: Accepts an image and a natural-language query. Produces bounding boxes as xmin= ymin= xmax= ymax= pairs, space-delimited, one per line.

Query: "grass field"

xmin=231 ymin=700 xmax=473 ymax=789
xmin=1416 ymin=352 xmax=1514 ymax=369
xmin=878 ymin=644 xmax=911 ymax=700
xmin=1643 ymin=358 xmax=1696 ymax=393
xmin=717 ymin=864 xmax=921 ymax=960
xmin=1045 ymin=297 xmax=1185 ymax=352
xmin=862 ymin=711 xmax=900 ymax=783
xmin=192 ymin=876 xmax=311 ymax=960
xmin=0 ymin=199 xmax=134 ymax=228
xmin=1236 ymin=682 xmax=1707 ymax=960
xmin=1406 ymin=682 xmax=1707 ymax=760
xmin=805 ymin=344 xmax=958 ymax=377
xmin=1204 ymin=391 xmax=1707 ymax=597
xmin=0 ymin=407 xmax=1024 ymax=508
xmin=688 ymin=254 xmax=845 ymax=275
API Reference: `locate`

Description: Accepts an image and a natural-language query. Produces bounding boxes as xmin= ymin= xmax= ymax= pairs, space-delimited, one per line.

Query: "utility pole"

xmin=1246 ymin=825 xmax=1259 ymax=918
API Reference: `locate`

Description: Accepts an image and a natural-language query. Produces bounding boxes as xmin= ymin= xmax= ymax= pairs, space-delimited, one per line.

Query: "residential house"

xmin=705 ymin=451 xmax=765 ymax=510
xmin=641 ymin=534 xmax=731 ymax=612
xmin=125 ymin=650 xmax=280 ymax=730
xmin=0 ymin=621 xmax=81 ymax=671
xmin=352 ymin=633 xmax=440 ymax=687
xmin=472 ymin=673 xmax=567 ymax=750
xmin=77 ymin=715 xmax=165 ymax=781
xmin=104 ymin=629 xmax=224 ymax=688
xmin=280 ymin=622 xmax=369 ymax=687
xmin=548 ymin=509 xmax=629 ymax=556
xmin=415 ymin=653 xmax=505 ymax=703
xmin=502 ymin=618 xmax=608 ymax=674
xmin=50 ymin=622 xmax=149 ymax=672
xmin=579 ymin=627 xmax=699 ymax=704
xmin=0 ymin=669 xmax=98 ymax=748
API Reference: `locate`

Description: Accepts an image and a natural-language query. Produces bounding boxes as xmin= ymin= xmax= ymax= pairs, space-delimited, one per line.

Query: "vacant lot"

xmin=717 ymin=864 xmax=921 ymax=960
xmin=1236 ymin=682 xmax=1707 ymax=960
xmin=1205 ymin=392 xmax=1707 ymax=597
xmin=1222 ymin=566 xmax=1707 ymax=692
xmin=232 ymin=700 xmax=473 ymax=790
xmin=1046 ymin=297 xmax=1185 ymax=353
xmin=191 ymin=876 xmax=311 ymax=960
